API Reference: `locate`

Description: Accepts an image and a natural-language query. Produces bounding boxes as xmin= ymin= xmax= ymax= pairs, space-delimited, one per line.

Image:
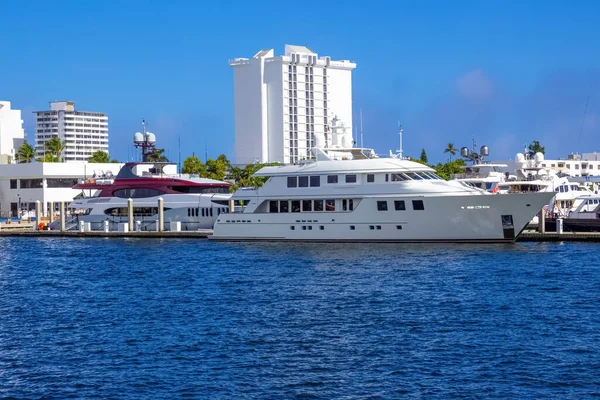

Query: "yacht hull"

xmin=210 ymin=192 xmax=554 ymax=243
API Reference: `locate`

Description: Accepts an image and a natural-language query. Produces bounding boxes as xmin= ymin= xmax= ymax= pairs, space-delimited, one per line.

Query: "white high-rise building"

xmin=230 ymin=45 xmax=356 ymax=164
xmin=34 ymin=101 xmax=109 ymax=163
xmin=0 ymin=101 xmax=26 ymax=164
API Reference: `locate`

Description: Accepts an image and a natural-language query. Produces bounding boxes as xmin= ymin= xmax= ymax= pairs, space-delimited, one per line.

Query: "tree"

xmin=88 ymin=150 xmax=110 ymax=163
xmin=444 ymin=143 xmax=457 ymax=161
xmin=146 ymin=148 xmax=169 ymax=162
xmin=433 ymin=159 xmax=466 ymax=180
xmin=528 ymin=141 xmax=545 ymax=155
xmin=229 ymin=162 xmax=280 ymax=192
xmin=111 ymin=159 xmax=120 ymax=163
xmin=45 ymin=136 xmax=66 ymax=162
xmin=182 ymin=155 xmax=206 ymax=175
xmin=16 ymin=141 xmax=35 ymax=163
xmin=205 ymin=154 xmax=230 ymax=181
xmin=420 ymin=148 xmax=428 ymax=164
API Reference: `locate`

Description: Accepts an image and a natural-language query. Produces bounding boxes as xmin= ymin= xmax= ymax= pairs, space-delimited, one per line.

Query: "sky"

xmin=1 ymin=0 xmax=599 ymax=164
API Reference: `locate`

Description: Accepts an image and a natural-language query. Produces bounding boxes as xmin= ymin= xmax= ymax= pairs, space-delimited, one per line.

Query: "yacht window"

xmin=280 ymin=201 xmax=289 ymax=213
xmin=341 ymin=199 xmax=355 ymax=211
xmin=325 ymin=199 xmax=335 ymax=211
xmin=210 ymin=208 xmax=213 ymax=217
xmin=269 ymin=201 xmax=279 ymax=213
xmin=327 ymin=175 xmax=338 ymax=184
xmin=346 ymin=175 xmax=357 ymax=183
xmin=170 ymin=186 xmax=230 ymax=194
xmin=104 ymin=207 xmax=164 ymax=217
xmin=394 ymin=200 xmax=406 ymax=211
xmin=367 ymin=174 xmax=375 ymax=183
xmin=407 ymin=173 xmax=423 ymax=180
xmin=314 ymin=200 xmax=324 ymax=211
xmin=418 ymin=173 xmax=432 ymax=180
xmin=299 ymin=176 xmax=309 ymax=187
xmin=385 ymin=174 xmax=389 ymax=182
xmin=391 ymin=173 xmax=406 ymax=182
xmin=377 ymin=201 xmax=388 ymax=211
xmin=302 ymin=199 xmax=312 ymax=211
xmin=287 ymin=177 xmax=297 ymax=188
xmin=201 ymin=208 xmax=205 ymax=217
xmin=187 ymin=208 xmax=191 ymax=217
xmin=310 ymin=176 xmax=320 ymax=187
xmin=412 ymin=200 xmax=425 ymax=210
xmin=291 ymin=200 xmax=301 ymax=212
xmin=112 ymin=188 xmax=164 ymax=199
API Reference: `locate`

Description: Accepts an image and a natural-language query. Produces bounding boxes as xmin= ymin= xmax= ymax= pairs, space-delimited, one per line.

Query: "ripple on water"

xmin=0 ymin=238 xmax=599 ymax=398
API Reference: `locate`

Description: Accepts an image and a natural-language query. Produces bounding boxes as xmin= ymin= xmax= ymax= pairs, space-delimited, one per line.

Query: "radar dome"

xmin=515 ymin=153 xmax=525 ymax=163
xmin=534 ymin=152 xmax=544 ymax=162
xmin=480 ymin=145 xmax=489 ymax=156
xmin=145 ymin=132 xmax=156 ymax=143
xmin=134 ymin=132 xmax=144 ymax=143
xmin=460 ymin=147 xmax=469 ymax=158
xmin=341 ymin=134 xmax=352 ymax=148
xmin=314 ymin=133 xmax=325 ymax=148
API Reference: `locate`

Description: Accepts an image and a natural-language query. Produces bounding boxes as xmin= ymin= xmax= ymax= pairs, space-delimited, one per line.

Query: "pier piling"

xmin=128 ymin=198 xmax=134 ymax=232
xmin=158 ymin=197 xmax=164 ymax=232
xmin=60 ymin=202 xmax=66 ymax=231
xmin=538 ymin=211 xmax=545 ymax=233
xmin=35 ymin=201 xmax=41 ymax=230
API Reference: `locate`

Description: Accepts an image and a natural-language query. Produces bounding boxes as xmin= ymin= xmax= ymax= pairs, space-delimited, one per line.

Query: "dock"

xmin=0 ymin=227 xmax=212 ymax=239
xmin=517 ymin=231 xmax=600 ymax=242
xmin=2 ymin=223 xmax=600 ymax=242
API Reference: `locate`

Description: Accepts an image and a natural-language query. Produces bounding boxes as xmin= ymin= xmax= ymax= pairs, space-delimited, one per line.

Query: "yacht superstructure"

xmin=451 ymin=143 xmax=508 ymax=192
xmin=211 ymin=146 xmax=554 ymax=243
xmin=496 ymin=151 xmax=584 ymax=217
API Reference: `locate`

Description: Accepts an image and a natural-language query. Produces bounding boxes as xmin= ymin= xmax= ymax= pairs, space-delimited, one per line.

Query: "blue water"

xmin=1 ymin=238 xmax=599 ymax=399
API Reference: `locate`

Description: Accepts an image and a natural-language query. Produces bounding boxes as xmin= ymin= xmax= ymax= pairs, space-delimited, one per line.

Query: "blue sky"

xmin=1 ymin=0 xmax=598 ymax=163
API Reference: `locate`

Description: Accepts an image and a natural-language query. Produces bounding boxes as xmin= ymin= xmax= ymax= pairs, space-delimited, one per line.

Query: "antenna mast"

xmin=397 ymin=122 xmax=403 ymax=158
xmin=133 ymin=119 xmax=156 ymax=162
xmin=360 ymin=109 xmax=364 ymax=148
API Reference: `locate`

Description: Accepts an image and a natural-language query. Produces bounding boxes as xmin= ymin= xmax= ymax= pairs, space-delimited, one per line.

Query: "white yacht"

xmin=48 ymin=161 xmax=233 ymax=231
xmin=566 ymin=193 xmax=600 ymax=219
xmin=496 ymin=152 xmax=584 ymax=217
xmin=211 ymin=142 xmax=554 ymax=243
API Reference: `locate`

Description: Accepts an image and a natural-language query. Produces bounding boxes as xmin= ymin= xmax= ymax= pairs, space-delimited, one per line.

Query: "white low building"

xmin=0 ymin=162 xmax=122 ymax=219
xmin=538 ymin=153 xmax=600 ymax=177
xmin=0 ymin=101 xmax=26 ymax=164
xmin=495 ymin=152 xmax=600 ymax=178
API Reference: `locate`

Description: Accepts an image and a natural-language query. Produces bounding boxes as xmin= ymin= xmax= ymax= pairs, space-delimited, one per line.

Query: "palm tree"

xmin=444 ymin=143 xmax=457 ymax=161
xmin=16 ymin=141 xmax=35 ymax=163
xmin=88 ymin=150 xmax=110 ymax=163
xmin=45 ymin=136 xmax=66 ymax=162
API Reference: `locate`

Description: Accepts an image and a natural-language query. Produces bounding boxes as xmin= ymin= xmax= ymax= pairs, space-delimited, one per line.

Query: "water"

xmin=1 ymin=238 xmax=599 ymax=399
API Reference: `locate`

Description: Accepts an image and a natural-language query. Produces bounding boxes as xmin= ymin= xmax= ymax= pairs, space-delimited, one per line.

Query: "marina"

xmin=2 ymin=1 xmax=600 ymax=398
